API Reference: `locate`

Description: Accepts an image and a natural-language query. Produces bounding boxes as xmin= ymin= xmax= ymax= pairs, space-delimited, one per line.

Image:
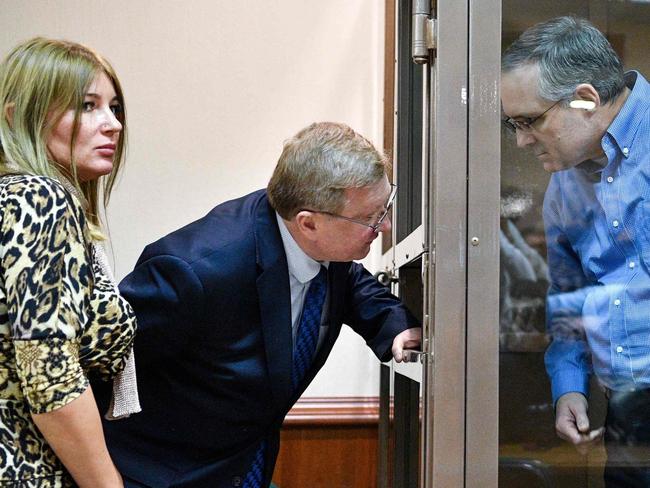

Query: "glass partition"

xmin=395 ymin=0 xmax=424 ymax=246
xmin=499 ymin=2 xmax=650 ymax=486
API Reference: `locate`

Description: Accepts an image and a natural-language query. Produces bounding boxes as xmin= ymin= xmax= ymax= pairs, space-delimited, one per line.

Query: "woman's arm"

xmin=32 ymin=386 xmax=123 ymax=488
xmin=3 ymin=177 xmax=125 ymax=485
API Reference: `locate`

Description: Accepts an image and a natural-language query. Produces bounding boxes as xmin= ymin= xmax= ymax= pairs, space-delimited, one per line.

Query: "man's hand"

xmin=555 ymin=392 xmax=604 ymax=455
xmin=392 ymin=327 xmax=422 ymax=362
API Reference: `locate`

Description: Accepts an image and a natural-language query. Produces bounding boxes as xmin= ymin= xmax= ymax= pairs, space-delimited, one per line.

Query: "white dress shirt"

xmin=275 ymin=213 xmax=329 ymax=349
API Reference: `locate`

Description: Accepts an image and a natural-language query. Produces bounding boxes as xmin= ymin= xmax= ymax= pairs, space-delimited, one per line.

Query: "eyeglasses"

xmin=502 ymin=99 xmax=562 ymax=133
xmin=303 ymin=183 xmax=397 ymax=233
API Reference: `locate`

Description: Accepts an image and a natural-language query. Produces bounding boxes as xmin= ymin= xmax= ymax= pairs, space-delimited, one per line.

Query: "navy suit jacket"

xmin=95 ymin=190 xmax=418 ymax=487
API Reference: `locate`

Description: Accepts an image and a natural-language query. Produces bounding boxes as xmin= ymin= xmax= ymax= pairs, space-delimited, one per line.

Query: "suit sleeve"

xmin=118 ymin=253 xmax=206 ymax=366
xmin=543 ymin=179 xmax=591 ymax=404
xmin=342 ymin=262 xmax=420 ymax=361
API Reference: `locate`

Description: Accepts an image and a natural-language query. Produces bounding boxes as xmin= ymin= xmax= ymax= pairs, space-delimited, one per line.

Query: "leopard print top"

xmin=0 ymin=175 xmax=137 ymax=486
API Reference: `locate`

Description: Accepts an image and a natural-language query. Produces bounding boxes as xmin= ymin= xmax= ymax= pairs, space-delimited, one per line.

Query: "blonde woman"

xmin=0 ymin=38 xmax=137 ymax=487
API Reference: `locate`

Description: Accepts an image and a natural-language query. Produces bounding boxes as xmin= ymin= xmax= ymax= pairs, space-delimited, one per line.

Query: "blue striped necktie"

xmin=292 ymin=265 xmax=328 ymax=390
xmin=243 ymin=266 xmax=327 ymax=488
xmin=243 ymin=439 xmax=266 ymax=488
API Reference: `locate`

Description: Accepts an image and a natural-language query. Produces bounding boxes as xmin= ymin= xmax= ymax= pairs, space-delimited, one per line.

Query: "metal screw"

xmin=471 ymin=237 xmax=480 ymax=246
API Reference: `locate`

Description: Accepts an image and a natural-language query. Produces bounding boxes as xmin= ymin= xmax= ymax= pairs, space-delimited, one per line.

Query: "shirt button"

xmin=232 ymin=476 xmax=243 ymax=487
xmin=614 ymin=299 xmax=621 ymax=306
xmin=629 ymin=261 xmax=635 ymax=269
xmin=613 ymin=220 xmax=619 ymax=228
xmin=616 ymin=346 xmax=624 ymax=353
xmin=607 ymin=176 xmax=614 ymax=183
xmin=623 ymin=147 xmax=629 ymax=156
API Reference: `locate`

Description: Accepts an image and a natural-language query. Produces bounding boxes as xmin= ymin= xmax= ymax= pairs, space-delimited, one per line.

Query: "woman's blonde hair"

xmin=0 ymin=37 xmax=127 ymax=239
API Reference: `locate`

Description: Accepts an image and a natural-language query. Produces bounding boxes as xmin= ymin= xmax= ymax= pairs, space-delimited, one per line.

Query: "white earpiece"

xmin=569 ymin=100 xmax=596 ymax=110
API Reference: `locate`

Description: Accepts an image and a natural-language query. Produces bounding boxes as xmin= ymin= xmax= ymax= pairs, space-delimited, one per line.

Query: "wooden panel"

xmin=283 ymin=396 xmax=379 ymax=425
xmin=273 ymin=425 xmax=378 ymax=488
xmin=383 ymin=0 xmax=396 ymax=157
xmin=272 ymin=397 xmax=380 ymax=488
xmin=382 ymin=0 xmax=396 ymax=255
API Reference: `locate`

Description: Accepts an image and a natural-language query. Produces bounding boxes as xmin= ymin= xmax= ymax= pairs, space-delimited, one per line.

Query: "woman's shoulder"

xmin=0 ymin=173 xmax=68 ymax=196
xmin=0 ymin=174 xmax=88 ymax=240
xmin=0 ymin=173 xmax=82 ymax=213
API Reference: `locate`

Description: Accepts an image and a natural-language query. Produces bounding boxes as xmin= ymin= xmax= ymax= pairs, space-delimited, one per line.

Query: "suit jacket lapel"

xmin=254 ymin=195 xmax=293 ymax=411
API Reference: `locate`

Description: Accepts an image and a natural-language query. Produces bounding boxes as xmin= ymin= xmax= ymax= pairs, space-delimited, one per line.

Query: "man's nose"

xmin=515 ymin=129 xmax=536 ymax=147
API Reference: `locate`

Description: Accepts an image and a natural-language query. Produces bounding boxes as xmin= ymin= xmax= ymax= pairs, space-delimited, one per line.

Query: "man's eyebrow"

xmin=502 ymin=109 xmax=526 ymax=119
xmin=512 ymin=113 xmax=536 ymax=119
xmin=501 ymin=105 xmax=535 ymax=119
xmin=371 ymin=193 xmax=392 ymax=215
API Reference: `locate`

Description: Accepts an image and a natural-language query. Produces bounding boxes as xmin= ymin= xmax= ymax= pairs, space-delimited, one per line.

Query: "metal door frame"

xmin=380 ymin=0 xmax=501 ymax=486
xmin=465 ymin=0 xmax=501 ymax=486
xmin=423 ymin=0 xmax=469 ymax=485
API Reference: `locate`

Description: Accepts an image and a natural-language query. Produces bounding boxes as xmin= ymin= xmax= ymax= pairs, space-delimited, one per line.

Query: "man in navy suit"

xmin=98 ymin=122 xmax=421 ymax=487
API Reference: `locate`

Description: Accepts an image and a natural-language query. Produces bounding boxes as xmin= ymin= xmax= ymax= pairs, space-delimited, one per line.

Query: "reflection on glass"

xmin=500 ymin=2 xmax=650 ymax=487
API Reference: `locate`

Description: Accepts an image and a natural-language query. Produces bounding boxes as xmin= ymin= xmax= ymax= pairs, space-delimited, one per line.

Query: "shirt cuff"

xmin=551 ymin=368 xmax=590 ymax=405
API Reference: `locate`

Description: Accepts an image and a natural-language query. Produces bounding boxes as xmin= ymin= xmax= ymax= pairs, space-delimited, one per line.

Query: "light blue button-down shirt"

xmin=544 ymin=71 xmax=650 ymax=403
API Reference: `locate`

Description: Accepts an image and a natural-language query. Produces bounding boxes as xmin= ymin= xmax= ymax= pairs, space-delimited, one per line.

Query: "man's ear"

xmin=294 ymin=210 xmax=318 ymax=236
xmin=571 ymin=84 xmax=600 ymax=111
xmin=4 ymin=102 xmax=15 ymax=127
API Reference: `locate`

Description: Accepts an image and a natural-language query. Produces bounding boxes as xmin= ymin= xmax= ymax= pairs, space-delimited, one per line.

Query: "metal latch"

xmin=374 ymin=269 xmax=398 ymax=287
xmin=401 ymin=349 xmax=428 ymax=363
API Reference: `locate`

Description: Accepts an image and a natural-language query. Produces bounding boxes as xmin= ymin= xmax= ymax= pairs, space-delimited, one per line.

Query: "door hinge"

xmin=412 ymin=0 xmax=437 ymax=65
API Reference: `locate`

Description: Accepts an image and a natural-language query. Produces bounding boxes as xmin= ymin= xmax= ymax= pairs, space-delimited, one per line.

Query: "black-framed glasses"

xmin=303 ymin=183 xmax=397 ymax=233
xmin=502 ymin=99 xmax=562 ymax=133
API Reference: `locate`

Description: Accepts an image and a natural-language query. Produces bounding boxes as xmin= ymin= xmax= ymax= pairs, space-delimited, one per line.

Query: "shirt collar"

xmin=606 ymin=71 xmax=650 ymax=157
xmin=276 ymin=213 xmax=327 ymax=284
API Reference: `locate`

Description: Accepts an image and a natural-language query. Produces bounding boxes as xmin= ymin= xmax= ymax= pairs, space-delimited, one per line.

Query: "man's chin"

xmin=543 ymin=161 xmax=560 ymax=173
xmin=352 ymin=244 xmax=373 ymax=261
xmin=539 ymin=155 xmax=564 ymax=173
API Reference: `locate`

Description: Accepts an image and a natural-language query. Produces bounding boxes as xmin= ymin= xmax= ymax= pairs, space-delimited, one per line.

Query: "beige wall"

xmin=0 ymin=0 xmax=385 ymax=397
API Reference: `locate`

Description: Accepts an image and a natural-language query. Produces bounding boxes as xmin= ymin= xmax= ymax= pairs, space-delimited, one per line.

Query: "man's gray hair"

xmin=502 ymin=16 xmax=625 ymax=104
xmin=267 ymin=122 xmax=389 ymax=220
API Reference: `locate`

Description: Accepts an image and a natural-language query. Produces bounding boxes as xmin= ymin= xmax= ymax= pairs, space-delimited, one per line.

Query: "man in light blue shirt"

xmin=501 ymin=16 xmax=650 ymax=487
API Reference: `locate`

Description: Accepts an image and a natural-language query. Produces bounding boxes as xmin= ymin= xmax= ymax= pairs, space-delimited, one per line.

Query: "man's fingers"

xmin=587 ymin=427 xmax=605 ymax=442
xmin=576 ymin=415 xmax=590 ymax=433
xmin=576 ymin=428 xmax=605 ymax=455
xmin=557 ymin=420 xmax=604 ymax=448
xmin=566 ymin=396 xmax=590 ymax=433
xmin=556 ymin=418 xmax=581 ymax=444
xmin=392 ymin=328 xmax=422 ymax=362
xmin=555 ymin=393 xmax=602 ymax=454
xmin=392 ymin=345 xmax=403 ymax=362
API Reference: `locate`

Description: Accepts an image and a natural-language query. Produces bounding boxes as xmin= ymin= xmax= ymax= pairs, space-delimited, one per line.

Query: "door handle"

xmin=401 ymin=349 xmax=427 ymax=363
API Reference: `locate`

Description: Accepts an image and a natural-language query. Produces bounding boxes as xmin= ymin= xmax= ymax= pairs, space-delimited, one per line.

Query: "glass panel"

xmin=378 ymin=364 xmax=393 ymax=488
xmin=393 ymin=372 xmax=421 ymax=488
xmin=389 ymin=256 xmax=425 ymax=488
xmin=499 ymin=2 xmax=650 ymax=487
xmin=396 ymin=0 xmax=424 ymax=245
